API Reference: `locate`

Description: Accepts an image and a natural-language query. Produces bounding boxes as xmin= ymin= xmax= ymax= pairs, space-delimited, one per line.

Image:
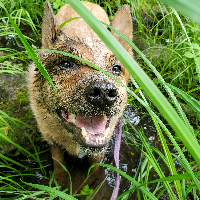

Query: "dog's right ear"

xmin=41 ymin=1 xmax=61 ymax=49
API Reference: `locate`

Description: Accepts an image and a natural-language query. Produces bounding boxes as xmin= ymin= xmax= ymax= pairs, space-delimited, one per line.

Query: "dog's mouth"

xmin=60 ymin=109 xmax=111 ymax=148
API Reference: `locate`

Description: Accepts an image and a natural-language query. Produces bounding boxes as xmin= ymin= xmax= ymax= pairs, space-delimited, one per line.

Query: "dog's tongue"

xmin=69 ymin=113 xmax=107 ymax=134
xmin=61 ymin=111 xmax=110 ymax=147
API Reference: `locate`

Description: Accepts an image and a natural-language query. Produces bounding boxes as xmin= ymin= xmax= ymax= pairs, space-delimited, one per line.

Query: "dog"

xmin=28 ymin=0 xmax=133 ymax=195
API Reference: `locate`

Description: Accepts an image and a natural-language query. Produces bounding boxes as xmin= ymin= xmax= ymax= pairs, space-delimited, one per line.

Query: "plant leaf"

xmin=167 ymin=84 xmax=200 ymax=114
xmin=59 ymin=17 xmax=80 ymax=29
xmin=184 ymin=52 xmax=195 ymax=58
xmin=22 ymin=182 xmax=77 ymax=200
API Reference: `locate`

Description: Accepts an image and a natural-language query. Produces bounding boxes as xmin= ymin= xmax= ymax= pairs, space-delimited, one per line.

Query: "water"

xmin=0 ymin=21 xmax=41 ymax=52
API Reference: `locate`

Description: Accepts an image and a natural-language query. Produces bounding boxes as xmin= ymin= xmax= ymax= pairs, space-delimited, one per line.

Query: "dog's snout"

xmin=86 ymin=81 xmax=118 ymax=107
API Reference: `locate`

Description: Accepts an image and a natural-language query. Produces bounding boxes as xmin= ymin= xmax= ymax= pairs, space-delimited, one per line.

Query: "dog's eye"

xmin=110 ymin=64 xmax=122 ymax=75
xmin=59 ymin=60 xmax=74 ymax=70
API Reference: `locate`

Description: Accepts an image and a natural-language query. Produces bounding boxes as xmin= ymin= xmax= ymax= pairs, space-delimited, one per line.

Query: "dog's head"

xmin=34 ymin=2 xmax=133 ymax=156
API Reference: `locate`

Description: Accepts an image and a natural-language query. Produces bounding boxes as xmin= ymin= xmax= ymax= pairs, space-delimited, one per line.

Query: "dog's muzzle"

xmin=59 ymin=81 xmax=118 ymax=149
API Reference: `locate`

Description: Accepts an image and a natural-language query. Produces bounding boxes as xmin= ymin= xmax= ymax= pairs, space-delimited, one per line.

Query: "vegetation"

xmin=0 ymin=0 xmax=199 ymax=199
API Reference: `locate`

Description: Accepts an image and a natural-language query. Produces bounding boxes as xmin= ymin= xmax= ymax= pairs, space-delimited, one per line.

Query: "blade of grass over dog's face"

xmin=101 ymin=22 xmax=200 ymax=190
xmin=59 ymin=17 xmax=80 ymax=29
xmin=0 ymin=1 xmax=55 ymax=91
xmin=66 ymin=0 xmax=200 ymax=166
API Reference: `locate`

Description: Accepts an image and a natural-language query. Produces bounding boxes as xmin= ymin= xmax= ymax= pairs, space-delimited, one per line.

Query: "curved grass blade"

xmin=0 ymin=176 xmax=25 ymax=190
xmin=0 ymin=116 xmax=13 ymax=131
xmin=0 ymin=110 xmax=45 ymax=173
xmin=103 ymin=21 xmax=199 ymax=192
xmin=88 ymin=164 xmax=158 ymax=200
xmin=172 ymin=8 xmax=200 ymax=83
xmin=22 ymin=181 xmax=78 ymax=200
xmin=17 ymin=191 xmax=45 ymax=200
xmin=0 ymin=154 xmax=27 ymax=169
xmin=152 ymin=117 xmax=182 ymax=200
xmin=167 ymin=83 xmax=200 ymax=114
xmin=53 ymin=158 xmax=72 ymax=196
xmin=59 ymin=17 xmax=80 ymax=29
xmin=101 ymin=20 xmax=193 ymax=135
xmin=0 ymin=132 xmax=37 ymax=161
xmin=0 ymin=51 xmax=27 ymax=62
xmin=0 ymin=1 xmax=55 ymax=91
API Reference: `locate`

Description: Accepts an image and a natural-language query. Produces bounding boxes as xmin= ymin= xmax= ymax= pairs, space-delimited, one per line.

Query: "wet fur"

xmin=28 ymin=1 xmax=133 ymax=191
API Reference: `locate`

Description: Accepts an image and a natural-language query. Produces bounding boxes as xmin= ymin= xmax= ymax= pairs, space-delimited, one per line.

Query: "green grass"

xmin=0 ymin=0 xmax=200 ymax=199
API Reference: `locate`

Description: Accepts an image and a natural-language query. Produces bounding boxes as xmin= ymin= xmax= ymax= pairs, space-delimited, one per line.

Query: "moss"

xmin=0 ymin=86 xmax=37 ymax=153
xmin=15 ymin=87 xmax=30 ymax=105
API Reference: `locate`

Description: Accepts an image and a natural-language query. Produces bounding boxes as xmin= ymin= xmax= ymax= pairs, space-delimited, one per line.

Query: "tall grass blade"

xmin=59 ymin=17 xmax=80 ymax=29
xmin=17 ymin=191 xmax=45 ymax=200
xmin=66 ymin=0 xmax=200 ymax=167
xmin=136 ymin=139 xmax=176 ymax=199
xmin=103 ymin=23 xmax=198 ymax=191
xmin=0 ymin=1 xmax=55 ymax=91
xmin=152 ymin=117 xmax=182 ymax=200
xmin=182 ymin=179 xmax=186 ymax=200
xmin=0 ymin=154 xmax=27 ymax=169
xmin=0 ymin=110 xmax=45 ymax=173
xmin=22 ymin=181 xmax=77 ymax=200
xmin=89 ymin=164 xmax=158 ymax=200
xmin=102 ymin=20 xmax=194 ymax=135
xmin=167 ymin=84 xmax=200 ymax=114
xmin=54 ymin=158 xmax=72 ymax=196
xmin=0 ymin=131 xmax=38 ymax=164
xmin=0 ymin=176 xmax=25 ymax=190
xmin=172 ymin=8 xmax=200 ymax=83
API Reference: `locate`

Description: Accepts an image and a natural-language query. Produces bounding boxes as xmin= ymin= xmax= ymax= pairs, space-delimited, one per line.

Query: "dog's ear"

xmin=110 ymin=5 xmax=133 ymax=55
xmin=41 ymin=1 xmax=61 ymax=49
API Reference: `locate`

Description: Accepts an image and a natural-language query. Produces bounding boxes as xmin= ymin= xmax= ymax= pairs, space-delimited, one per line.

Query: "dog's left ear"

xmin=110 ymin=5 xmax=133 ymax=55
xmin=41 ymin=1 xmax=61 ymax=49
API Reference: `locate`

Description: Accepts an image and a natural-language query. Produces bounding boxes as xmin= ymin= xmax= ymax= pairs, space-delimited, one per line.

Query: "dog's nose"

xmin=86 ymin=81 xmax=118 ymax=107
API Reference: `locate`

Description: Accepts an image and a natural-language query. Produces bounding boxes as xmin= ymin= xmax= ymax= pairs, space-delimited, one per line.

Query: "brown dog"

xmin=28 ymin=1 xmax=132 ymax=193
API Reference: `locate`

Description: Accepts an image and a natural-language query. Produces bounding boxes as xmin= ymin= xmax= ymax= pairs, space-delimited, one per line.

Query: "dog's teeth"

xmin=99 ymin=137 xmax=102 ymax=143
xmin=69 ymin=113 xmax=76 ymax=123
xmin=96 ymin=138 xmax=99 ymax=143
xmin=103 ymin=127 xmax=110 ymax=137
xmin=102 ymin=136 xmax=105 ymax=141
xmin=103 ymin=114 xmax=107 ymax=122
xmin=85 ymin=137 xmax=89 ymax=141
xmin=81 ymin=127 xmax=87 ymax=137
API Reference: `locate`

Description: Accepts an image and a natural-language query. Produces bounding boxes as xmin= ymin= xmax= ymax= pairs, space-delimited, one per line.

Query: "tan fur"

xmin=28 ymin=1 xmax=132 ymax=189
xmin=55 ymin=2 xmax=109 ymax=38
